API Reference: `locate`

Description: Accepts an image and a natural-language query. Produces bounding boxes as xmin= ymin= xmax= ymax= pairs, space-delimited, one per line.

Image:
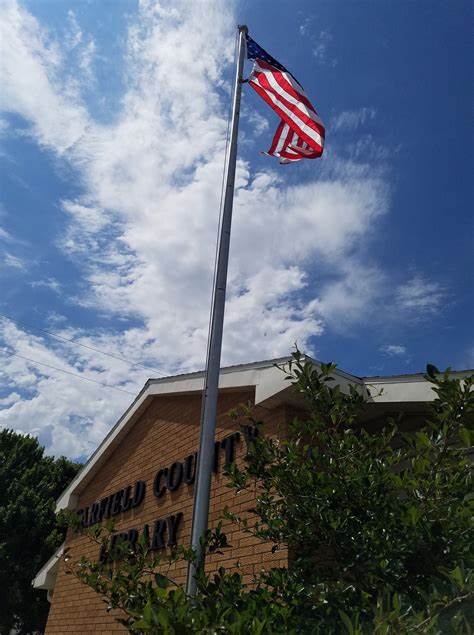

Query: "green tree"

xmin=0 ymin=429 xmax=80 ymax=634
xmin=65 ymin=351 xmax=473 ymax=633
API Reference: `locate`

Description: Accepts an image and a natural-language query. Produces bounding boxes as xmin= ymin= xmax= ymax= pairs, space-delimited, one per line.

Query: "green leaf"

xmin=426 ymin=363 xmax=440 ymax=378
xmin=156 ymin=608 xmax=170 ymax=629
xmin=155 ymin=573 xmax=169 ymax=589
xmin=142 ymin=600 xmax=154 ymax=623
xmin=131 ymin=618 xmax=152 ymax=631
xmin=339 ymin=610 xmax=354 ymax=634
xmin=450 ymin=566 xmax=464 ymax=587
xmin=458 ymin=426 xmax=471 ymax=447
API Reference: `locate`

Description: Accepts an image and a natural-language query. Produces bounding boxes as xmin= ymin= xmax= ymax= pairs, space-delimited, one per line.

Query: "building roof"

xmin=33 ymin=544 xmax=63 ymax=593
xmin=53 ymin=357 xmax=472 ymax=513
xmin=33 ymin=357 xmax=472 ymax=591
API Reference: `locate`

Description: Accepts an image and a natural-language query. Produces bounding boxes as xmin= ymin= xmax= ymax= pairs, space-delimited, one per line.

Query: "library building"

xmin=33 ymin=356 xmax=467 ymax=633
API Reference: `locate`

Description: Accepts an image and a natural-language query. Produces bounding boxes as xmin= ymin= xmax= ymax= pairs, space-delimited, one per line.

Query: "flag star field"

xmin=0 ymin=0 xmax=472 ymax=460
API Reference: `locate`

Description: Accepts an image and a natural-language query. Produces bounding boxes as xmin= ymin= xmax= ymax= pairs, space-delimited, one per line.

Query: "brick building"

xmin=33 ymin=356 xmax=468 ymax=633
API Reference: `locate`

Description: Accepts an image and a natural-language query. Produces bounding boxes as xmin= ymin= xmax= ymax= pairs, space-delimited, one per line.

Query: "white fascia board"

xmin=364 ymin=377 xmax=436 ymax=403
xmin=255 ymin=359 xmax=363 ymax=406
xmin=147 ymin=368 xmax=261 ymax=397
xmin=255 ymin=364 xmax=289 ymax=404
xmin=364 ymin=370 xmax=472 ymax=403
xmin=147 ymin=361 xmax=363 ymax=405
xmin=33 ymin=544 xmax=64 ymax=590
xmin=147 ymin=366 xmax=293 ymax=404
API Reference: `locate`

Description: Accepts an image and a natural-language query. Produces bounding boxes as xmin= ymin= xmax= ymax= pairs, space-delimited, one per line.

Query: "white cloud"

xmin=78 ymin=38 xmax=96 ymax=82
xmin=395 ymin=275 xmax=445 ymax=315
xmin=0 ymin=215 xmax=28 ymax=247
xmin=44 ymin=311 xmax=68 ymax=327
xmin=332 ymin=107 xmax=377 ymax=131
xmin=348 ymin=134 xmax=391 ymax=163
xmin=0 ymin=0 xmax=395 ymax=457
xmin=316 ymin=262 xmax=386 ymax=330
xmin=299 ymin=17 xmax=312 ymax=36
xmin=30 ymin=277 xmax=62 ymax=293
xmin=380 ymin=344 xmax=407 ymax=356
xmin=0 ymin=226 xmax=13 ymax=241
xmin=313 ymin=29 xmax=337 ymax=66
xmin=243 ymin=109 xmax=269 ymax=137
xmin=65 ymin=10 xmax=83 ymax=50
xmin=0 ymin=1 xmax=89 ymax=153
xmin=3 ymin=251 xmax=27 ymax=271
xmin=0 ymin=117 xmax=9 ymax=136
xmin=298 ymin=21 xmax=336 ymax=66
xmin=64 ymin=10 xmax=97 ymax=84
xmin=0 ymin=391 xmax=21 ymax=406
xmin=0 ymin=320 xmax=143 ymax=457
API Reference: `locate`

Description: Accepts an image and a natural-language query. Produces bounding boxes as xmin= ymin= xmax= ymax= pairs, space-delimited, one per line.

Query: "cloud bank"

xmin=0 ymin=0 xmax=431 ymax=457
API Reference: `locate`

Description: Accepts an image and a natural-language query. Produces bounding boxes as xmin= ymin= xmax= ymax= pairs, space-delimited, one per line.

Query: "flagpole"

xmin=186 ymin=24 xmax=247 ymax=597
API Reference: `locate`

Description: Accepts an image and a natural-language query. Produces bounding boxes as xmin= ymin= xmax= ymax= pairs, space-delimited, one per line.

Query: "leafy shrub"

xmin=63 ymin=350 xmax=473 ymax=633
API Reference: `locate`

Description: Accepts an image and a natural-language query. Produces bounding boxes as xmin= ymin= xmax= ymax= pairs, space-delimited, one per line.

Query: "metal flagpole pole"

xmin=186 ymin=24 xmax=247 ymax=597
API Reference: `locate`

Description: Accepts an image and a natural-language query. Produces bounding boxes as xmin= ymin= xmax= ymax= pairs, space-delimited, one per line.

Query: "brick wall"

xmin=45 ymin=390 xmax=290 ymax=634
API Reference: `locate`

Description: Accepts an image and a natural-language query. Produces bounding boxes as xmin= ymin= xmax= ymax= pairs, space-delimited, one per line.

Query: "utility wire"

xmin=0 ymin=348 xmax=137 ymax=396
xmin=0 ymin=312 xmax=167 ymax=377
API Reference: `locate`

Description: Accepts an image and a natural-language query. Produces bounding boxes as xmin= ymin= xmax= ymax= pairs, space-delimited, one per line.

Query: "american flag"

xmin=246 ymin=34 xmax=325 ymax=164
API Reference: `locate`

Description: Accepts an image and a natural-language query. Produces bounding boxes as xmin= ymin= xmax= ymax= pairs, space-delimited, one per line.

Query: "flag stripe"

xmin=269 ymin=120 xmax=286 ymax=155
xmin=252 ymin=71 xmax=324 ymax=148
xmin=266 ymin=121 xmax=321 ymax=163
xmin=249 ymin=78 xmax=324 ymax=152
xmin=256 ymin=60 xmax=324 ymax=126
xmin=249 ymin=80 xmax=316 ymax=149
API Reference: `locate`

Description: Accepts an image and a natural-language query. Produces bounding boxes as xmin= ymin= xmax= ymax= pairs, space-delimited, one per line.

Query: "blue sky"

xmin=0 ymin=0 xmax=472 ymax=459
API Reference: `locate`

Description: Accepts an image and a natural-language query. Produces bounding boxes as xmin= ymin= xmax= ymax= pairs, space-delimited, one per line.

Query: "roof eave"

xmin=32 ymin=544 xmax=64 ymax=590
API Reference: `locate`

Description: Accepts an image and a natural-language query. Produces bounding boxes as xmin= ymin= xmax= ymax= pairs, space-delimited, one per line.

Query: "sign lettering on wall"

xmin=75 ymin=428 xmax=258 ymax=560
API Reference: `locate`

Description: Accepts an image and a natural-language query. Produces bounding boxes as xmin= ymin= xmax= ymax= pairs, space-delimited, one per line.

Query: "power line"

xmin=0 ymin=312 xmax=167 ymax=377
xmin=0 ymin=348 xmax=137 ymax=396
